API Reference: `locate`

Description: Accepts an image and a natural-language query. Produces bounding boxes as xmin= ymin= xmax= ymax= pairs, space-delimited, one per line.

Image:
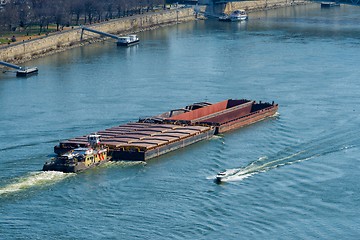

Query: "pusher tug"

xmin=43 ymin=134 xmax=109 ymax=173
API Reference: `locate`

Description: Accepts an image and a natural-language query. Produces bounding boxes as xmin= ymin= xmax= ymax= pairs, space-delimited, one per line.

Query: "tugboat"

xmin=43 ymin=134 xmax=110 ymax=173
xmin=117 ymin=35 xmax=139 ymax=46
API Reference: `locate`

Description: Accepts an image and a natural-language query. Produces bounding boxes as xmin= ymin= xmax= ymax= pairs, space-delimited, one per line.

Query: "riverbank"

xmin=205 ymin=0 xmax=310 ymax=16
xmin=0 ymin=1 xmax=312 ymax=65
xmin=0 ymin=8 xmax=196 ymax=64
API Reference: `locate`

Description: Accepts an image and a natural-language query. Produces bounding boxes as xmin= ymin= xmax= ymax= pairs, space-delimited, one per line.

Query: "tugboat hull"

xmin=43 ymin=159 xmax=110 ymax=173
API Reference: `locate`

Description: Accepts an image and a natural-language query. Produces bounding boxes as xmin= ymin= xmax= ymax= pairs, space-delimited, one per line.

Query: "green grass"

xmin=0 ymin=38 xmax=10 ymax=44
xmin=0 ymin=24 xmax=61 ymax=38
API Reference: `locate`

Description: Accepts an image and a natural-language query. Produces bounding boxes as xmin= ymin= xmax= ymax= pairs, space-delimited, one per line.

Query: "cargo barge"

xmin=45 ymin=99 xmax=278 ymax=172
xmin=143 ymin=99 xmax=278 ymax=134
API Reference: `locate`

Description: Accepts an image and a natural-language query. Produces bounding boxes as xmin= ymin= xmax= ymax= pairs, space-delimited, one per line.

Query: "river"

xmin=1 ymin=3 xmax=360 ymax=239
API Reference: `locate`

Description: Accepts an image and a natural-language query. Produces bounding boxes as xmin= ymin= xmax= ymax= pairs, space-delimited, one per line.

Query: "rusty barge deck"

xmin=54 ymin=99 xmax=278 ymax=161
xmin=165 ymin=99 xmax=278 ymax=134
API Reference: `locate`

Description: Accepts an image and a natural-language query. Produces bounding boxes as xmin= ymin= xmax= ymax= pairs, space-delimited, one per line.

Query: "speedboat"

xmin=215 ymin=168 xmax=240 ymax=183
xmin=229 ymin=9 xmax=248 ymax=22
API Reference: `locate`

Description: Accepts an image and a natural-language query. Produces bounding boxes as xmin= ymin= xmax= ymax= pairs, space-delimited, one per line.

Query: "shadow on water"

xmin=215 ymin=128 xmax=359 ymax=183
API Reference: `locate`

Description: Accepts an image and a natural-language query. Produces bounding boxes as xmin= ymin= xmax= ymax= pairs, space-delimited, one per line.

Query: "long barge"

xmin=163 ymin=99 xmax=278 ymax=134
xmin=46 ymin=99 xmax=278 ymax=172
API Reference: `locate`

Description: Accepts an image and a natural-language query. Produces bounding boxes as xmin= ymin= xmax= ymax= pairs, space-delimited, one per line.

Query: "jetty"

xmin=0 ymin=61 xmax=38 ymax=77
xmin=81 ymin=27 xmax=139 ymax=46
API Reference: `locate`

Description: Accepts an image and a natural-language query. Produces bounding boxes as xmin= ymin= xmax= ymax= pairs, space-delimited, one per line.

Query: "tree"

xmin=84 ymin=0 xmax=95 ymax=24
xmin=70 ymin=0 xmax=84 ymax=26
xmin=51 ymin=1 xmax=70 ymax=31
xmin=0 ymin=0 xmax=167 ymax=35
xmin=0 ymin=4 xmax=19 ymax=31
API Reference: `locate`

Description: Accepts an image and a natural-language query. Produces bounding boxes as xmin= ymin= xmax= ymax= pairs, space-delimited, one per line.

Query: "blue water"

xmin=1 ymin=3 xmax=360 ymax=239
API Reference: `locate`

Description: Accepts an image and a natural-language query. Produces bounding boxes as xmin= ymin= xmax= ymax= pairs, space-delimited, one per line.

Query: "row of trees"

xmin=0 ymin=0 xmax=166 ymax=33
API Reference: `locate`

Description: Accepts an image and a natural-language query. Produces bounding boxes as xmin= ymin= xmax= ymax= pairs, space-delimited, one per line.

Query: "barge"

xmin=156 ymin=99 xmax=278 ymax=134
xmin=46 ymin=99 xmax=278 ymax=172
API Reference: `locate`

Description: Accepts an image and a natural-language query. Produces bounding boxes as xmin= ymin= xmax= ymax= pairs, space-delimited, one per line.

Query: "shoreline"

xmin=0 ymin=8 xmax=196 ymax=65
xmin=11 ymin=22 xmax=191 ymax=65
xmin=1 ymin=1 xmax=311 ymax=65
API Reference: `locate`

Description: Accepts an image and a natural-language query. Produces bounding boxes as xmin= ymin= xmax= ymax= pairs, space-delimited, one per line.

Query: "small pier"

xmin=81 ymin=27 xmax=121 ymax=42
xmin=0 ymin=61 xmax=38 ymax=77
xmin=81 ymin=27 xmax=139 ymax=46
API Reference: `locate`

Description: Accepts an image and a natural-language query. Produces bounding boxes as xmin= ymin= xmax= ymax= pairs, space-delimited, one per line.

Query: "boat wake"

xmin=0 ymin=171 xmax=74 ymax=196
xmin=215 ymin=130 xmax=358 ymax=183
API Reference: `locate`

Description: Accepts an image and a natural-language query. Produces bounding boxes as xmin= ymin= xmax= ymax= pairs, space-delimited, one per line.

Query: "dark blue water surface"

xmin=1 ymin=4 xmax=360 ymax=239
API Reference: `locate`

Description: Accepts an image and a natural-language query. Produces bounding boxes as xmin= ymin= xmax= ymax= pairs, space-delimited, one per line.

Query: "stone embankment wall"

xmin=0 ymin=8 xmax=195 ymax=63
xmin=213 ymin=0 xmax=309 ymax=14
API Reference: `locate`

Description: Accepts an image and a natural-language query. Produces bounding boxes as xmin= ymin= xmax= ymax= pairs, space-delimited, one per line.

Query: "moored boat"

xmin=218 ymin=13 xmax=230 ymax=22
xmin=229 ymin=9 xmax=248 ymax=21
xmin=43 ymin=134 xmax=109 ymax=173
xmin=117 ymin=35 xmax=139 ymax=46
xmin=321 ymin=2 xmax=340 ymax=7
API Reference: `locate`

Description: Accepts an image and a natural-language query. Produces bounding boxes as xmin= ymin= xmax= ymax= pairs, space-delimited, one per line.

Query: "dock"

xmin=0 ymin=61 xmax=38 ymax=77
xmin=81 ymin=27 xmax=139 ymax=46
xmin=54 ymin=99 xmax=278 ymax=162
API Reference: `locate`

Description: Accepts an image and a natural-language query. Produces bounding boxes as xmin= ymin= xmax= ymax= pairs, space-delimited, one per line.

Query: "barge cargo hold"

xmin=50 ymin=99 xmax=278 ymax=168
xmin=165 ymin=99 xmax=278 ymax=134
xmin=54 ymin=123 xmax=215 ymax=162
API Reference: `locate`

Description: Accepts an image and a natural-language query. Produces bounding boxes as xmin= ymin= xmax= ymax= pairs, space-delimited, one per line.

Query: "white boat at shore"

xmin=117 ymin=35 xmax=139 ymax=46
xmin=321 ymin=2 xmax=340 ymax=7
xmin=229 ymin=9 xmax=248 ymax=21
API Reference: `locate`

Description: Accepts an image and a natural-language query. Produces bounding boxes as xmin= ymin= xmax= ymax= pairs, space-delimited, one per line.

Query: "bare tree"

xmin=0 ymin=4 xmax=19 ymax=31
xmin=0 ymin=0 xmax=167 ymax=35
xmin=70 ymin=0 xmax=84 ymax=26
xmin=51 ymin=0 xmax=70 ymax=31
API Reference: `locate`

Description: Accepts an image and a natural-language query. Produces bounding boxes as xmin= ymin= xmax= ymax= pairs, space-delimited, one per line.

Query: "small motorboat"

xmin=215 ymin=168 xmax=240 ymax=183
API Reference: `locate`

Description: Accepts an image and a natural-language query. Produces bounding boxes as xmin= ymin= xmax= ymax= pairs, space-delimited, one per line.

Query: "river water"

xmin=1 ymin=3 xmax=360 ymax=239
